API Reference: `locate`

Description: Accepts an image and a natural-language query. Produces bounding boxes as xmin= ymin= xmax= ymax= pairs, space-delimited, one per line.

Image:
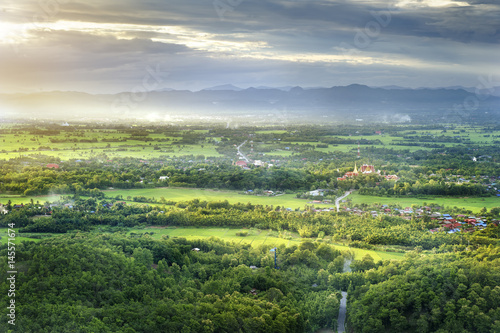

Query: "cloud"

xmin=0 ymin=0 xmax=498 ymax=92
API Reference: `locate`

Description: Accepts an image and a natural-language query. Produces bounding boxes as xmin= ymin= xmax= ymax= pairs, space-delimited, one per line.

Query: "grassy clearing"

xmin=0 ymin=194 xmax=61 ymax=205
xmin=5 ymin=186 xmax=497 ymax=214
xmin=128 ymin=226 xmax=406 ymax=262
xmin=0 ymin=228 xmax=47 ymax=245
xmin=105 ymin=187 xmax=330 ymax=208
xmin=348 ymin=192 xmax=500 ymax=213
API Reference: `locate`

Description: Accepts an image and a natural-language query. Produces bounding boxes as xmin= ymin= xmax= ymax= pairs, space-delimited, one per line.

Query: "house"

xmin=0 ymin=205 xmax=7 ymax=214
xmin=234 ymin=160 xmax=248 ymax=168
xmin=309 ymin=189 xmax=325 ymax=196
xmin=191 ymin=248 xmax=200 ymax=252
xmin=159 ymin=176 xmax=169 ymax=181
xmin=46 ymin=163 xmax=59 ymax=169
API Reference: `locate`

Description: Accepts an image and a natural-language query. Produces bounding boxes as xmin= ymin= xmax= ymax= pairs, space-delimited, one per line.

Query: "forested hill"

xmin=1 ymin=233 xmax=500 ymax=332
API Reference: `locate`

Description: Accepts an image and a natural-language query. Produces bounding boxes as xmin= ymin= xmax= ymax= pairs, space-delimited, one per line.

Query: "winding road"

xmin=336 ymin=259 xmax=352 ymax=333
xmin=337 ymin=291 xmax=348 ymax=333
xmin=236 ymin=140 xmax=250 ymax=162
xmin=335 ymin=191 xmax=351 ymax=212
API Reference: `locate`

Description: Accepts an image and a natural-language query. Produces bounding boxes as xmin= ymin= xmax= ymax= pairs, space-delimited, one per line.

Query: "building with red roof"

xmin=234 ymin=160 xmax=248 ymax=168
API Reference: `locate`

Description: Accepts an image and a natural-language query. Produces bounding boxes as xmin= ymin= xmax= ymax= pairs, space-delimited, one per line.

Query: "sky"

xmin=0 ymin=0 xmax=499 ymax=94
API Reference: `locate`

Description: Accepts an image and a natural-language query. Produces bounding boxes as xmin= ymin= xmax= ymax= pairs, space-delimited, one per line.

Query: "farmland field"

xmin=0 ymin=228 xmax=47 ymax=245
xmin=108 ymin=188 xmax=500 ymax=214
xmin=347 ymin=192 xmax=500 ymax=212
xmin=104 ymin=187 xmax=328 ymax=208
xmin=1 ymin=124 xmax=498 ymax=162
xmin=2 ymin=186 xmax=498 ymax=214
xmin=127 ymin=226 xmax=406 ymax=262
xmin=0 ymin=194 xmax=62 ymax=205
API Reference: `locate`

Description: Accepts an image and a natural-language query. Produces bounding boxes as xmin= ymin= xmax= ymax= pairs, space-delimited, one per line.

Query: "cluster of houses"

xmin=285 ymin=202 xmax=498 ymax=234
xmin=429 ymin=214 xmax=490 ymax=234
xmin=233 ymin=160 xmax=269 ymax=169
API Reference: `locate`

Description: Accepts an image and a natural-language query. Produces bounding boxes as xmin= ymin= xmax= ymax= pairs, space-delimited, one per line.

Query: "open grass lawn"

xmin=4 ymin=186 xmax=497 ymax=214
xmin=348 ymin=192 xmax=500 ymax=212
xmin=0 ymin=228 xmax=46 ymax=245
xmin=105 ymin=187 xmax=331 ymax=209
xmin=0 ymin=194 xmax=62 ymax=205
xmin=128 ymin=226 xmax=406 ymax=262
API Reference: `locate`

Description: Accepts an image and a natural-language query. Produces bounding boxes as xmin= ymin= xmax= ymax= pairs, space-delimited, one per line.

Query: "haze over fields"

xmin=1 ymin=85 xmax=499 ymax=123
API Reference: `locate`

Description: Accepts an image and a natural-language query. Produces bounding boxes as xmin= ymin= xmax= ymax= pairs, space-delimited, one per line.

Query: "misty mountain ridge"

xmin=1 ymin=84 xmax=498 ymax=123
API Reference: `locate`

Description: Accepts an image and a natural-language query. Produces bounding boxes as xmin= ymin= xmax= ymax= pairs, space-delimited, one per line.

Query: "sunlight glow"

xmin=397 ymin=0 xmax=469 ymax=7
xmin=0 ymin=22 xmax=31 ymax=44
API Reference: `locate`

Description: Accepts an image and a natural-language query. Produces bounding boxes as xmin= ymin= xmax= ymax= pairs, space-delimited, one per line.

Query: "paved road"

xmin=335 ymin=191 xmax=351 ymax=212
xmin=236 ymin=140 xmax=250 ymax=162
xmin=337 ymin=291 xmax=348 ymax=333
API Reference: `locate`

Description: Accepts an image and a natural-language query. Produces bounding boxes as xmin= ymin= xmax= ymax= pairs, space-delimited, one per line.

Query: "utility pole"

xmin=270 ymin=247 xmax=279 ymax=269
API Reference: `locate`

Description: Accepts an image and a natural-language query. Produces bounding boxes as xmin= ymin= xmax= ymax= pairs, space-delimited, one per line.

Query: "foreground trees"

xmin=348 ymin=246 xmax=500 ymax=333
xmin=0 ymin=234 xmax=341 ymax=332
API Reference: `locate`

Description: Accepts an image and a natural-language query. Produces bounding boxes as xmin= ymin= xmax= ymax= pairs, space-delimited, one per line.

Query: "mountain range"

xmin=1 ymin=84 xmax=498 ymax=123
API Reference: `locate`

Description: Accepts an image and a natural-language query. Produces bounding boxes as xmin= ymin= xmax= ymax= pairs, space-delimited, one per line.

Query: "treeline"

xmin=359 ymin=179 xmax=489 ymax=197
xmin=0 ymin=160 xmax=320 ymax=195
xmin=4 ymin=199 xmax=500 ymax=249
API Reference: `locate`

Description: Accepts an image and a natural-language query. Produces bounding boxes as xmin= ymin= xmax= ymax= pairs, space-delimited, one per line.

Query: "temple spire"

xmin=353 ymin=162 xmax=358 ymax=173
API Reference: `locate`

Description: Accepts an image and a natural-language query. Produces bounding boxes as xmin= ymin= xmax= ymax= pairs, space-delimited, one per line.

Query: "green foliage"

xmin=348 ymin=247 xmax=500 ymax=333
xmin=0 ymin=234 xmax=343 ymax=332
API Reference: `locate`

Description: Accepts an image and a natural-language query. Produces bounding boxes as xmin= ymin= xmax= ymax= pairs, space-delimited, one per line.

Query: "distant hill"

xmin=202 ymin=84 xmax=243 ymax=91
xmin=1 ymin=84 xmax=498 ymax=123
